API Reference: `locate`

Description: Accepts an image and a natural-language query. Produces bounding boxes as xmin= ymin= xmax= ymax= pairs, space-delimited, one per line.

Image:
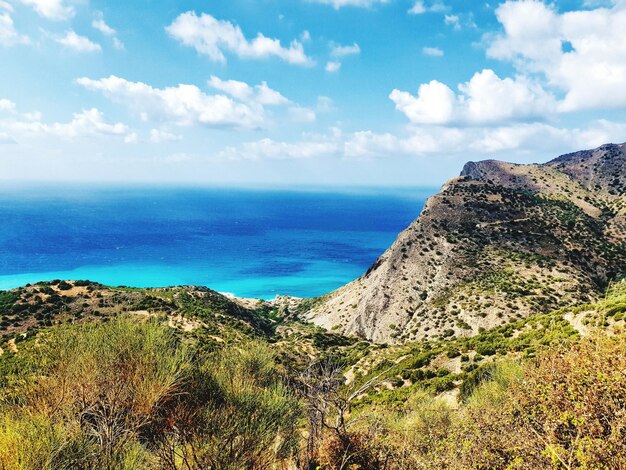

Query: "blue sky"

xmin=1 ymin=0 xmax=626 ymax=186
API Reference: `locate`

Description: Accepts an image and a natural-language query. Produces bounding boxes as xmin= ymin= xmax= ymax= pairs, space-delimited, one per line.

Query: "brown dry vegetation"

xmin=0 ymin=284 xmax=625 ymax=469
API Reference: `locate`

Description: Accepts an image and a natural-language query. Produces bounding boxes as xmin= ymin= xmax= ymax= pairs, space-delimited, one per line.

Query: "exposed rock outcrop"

xmin=306 ymin=143 xmax=626 ymax=343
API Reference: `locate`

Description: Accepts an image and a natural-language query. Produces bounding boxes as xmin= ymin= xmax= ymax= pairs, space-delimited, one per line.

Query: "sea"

xmin=0 ymin=185 xmax=435 ymax=299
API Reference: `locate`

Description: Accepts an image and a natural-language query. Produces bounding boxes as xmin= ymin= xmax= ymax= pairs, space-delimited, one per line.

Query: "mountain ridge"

xmin=305 ymin=143 xmax=626 ymax=343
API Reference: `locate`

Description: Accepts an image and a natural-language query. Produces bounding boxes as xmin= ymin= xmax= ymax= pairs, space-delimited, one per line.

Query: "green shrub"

xmin=0 ymin=317 xmax=302 ymax=469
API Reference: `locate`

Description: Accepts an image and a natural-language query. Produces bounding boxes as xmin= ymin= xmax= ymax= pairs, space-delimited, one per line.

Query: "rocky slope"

xmin=306 ymin=143 xmax=626 ymax=343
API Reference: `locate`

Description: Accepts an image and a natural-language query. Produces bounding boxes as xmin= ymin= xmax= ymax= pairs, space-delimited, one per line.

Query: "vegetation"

xmin=0 ymin=278 xmax=625 ymax=468
xmin=0 ymin=317 xmax=300 ymax=469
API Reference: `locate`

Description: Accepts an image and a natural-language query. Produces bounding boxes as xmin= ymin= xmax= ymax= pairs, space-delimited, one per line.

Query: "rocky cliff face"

xmin=306 ymin=143 xmax=626 ymax=343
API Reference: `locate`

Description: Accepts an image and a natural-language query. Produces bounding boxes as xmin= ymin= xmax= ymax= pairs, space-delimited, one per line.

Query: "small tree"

xmin=299 ymin=357 xmax=392 ymax=469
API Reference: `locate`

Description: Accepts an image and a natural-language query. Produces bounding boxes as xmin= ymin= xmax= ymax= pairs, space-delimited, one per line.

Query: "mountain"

xmin=305 ymin=143 xmax=626 ymax=343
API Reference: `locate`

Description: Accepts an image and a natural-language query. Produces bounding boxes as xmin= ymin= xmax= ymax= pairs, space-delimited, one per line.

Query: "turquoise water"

xmin=0 ymin=186 xmax=434 ymax=299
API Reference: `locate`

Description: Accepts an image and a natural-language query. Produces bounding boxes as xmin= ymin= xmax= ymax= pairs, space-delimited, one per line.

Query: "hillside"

xmin=306 ymin=143 xmax=626 ymax=343
xmin=0 ymin=280 xmax=362 ymax=371
xmin=1 ymin=274 xmax=625 ymax=468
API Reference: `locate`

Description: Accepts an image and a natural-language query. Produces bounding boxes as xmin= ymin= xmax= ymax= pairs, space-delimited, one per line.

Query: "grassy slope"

xmin=0 ymin=278 xmax=625 ymax=468
xmin=2 ymin=278 xmax=625 ymax=404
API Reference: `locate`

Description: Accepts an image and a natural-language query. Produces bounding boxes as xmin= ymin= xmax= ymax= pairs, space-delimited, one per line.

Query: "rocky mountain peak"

xmin=305 ymin=143 xmax=626 ymax=343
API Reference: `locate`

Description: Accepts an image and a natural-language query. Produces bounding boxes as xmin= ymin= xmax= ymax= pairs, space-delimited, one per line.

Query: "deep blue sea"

xmin=0 ymin=186 xmax=434 ymax=299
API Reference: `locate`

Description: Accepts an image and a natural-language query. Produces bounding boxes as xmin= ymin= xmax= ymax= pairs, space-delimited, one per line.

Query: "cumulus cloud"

xmin=92 ymin=12 xmax=125 ymax=50
xmin=47 ymin=109 xmax=127 ymax=137
xmin=408 ymin=1 xmax=449 ymax=14
xmin=20 ymin=0 xmax=74 ymax=20
xmin=0 ymin=98 xmax=16 ymax=112
xmin=288 ymin=106 xmax=317 ymax=123
xmin=218 ymin=136 xmax=339 ymax=161
xmin=394 ymin=0 xmax=626 ymax=130
xmin=0 ymin=98 xmax=43 ymax=123
xmin=307 ymin=0 xmax=390 ymax=9
xmin=422 ymin=46 xmax=444 ymax=57
xmin=367 ymin=120 xmax=626 ymax=157
xmin=124 ymin=132 xmax=138 ymax=144
xmin=76 ymin=75 xmax=300 ymax=129
xmin=112 ymin=37 xmax=124 ymax=50
xmin=408 ymin=1 xmax=427 ymax=14
xmin=149 ymin=128 xmax=181 ymax=143
xmin=166 ymin=12 xmax=312 ymax=66
xmin=390 ymin=69 xmax=557 ymax=125
xmin=325 ymin=42 xmax=360 ymax=73
xmin=1 ymin=108 xmax=129 ymax=139
xmin=330 ymin=42 xmax=360 ymax=57
xmin=487 ymin=0 xmax=626 ymax=111
xmin=56 ymin=31 xmax=101 ymax=52
xmin=0 ymin=12 xmax=29 ymax=46
xmin=325 ymin=61 xmax=341 ymax=73
xmin=317 ymin=96 xmax=335 ymax=112
xmin=207 ymin=76 xmax=289 ymax=106
xmin=444 ymin=14 xmax=461 ymax=30
xmin=217 ymin=118 xmax=626 ymax=162
xmin=92 ymin=13 xmax=115 ymax=36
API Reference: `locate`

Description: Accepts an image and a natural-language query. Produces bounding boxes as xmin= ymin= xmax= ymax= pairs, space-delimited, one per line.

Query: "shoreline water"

xmin=0 ymin=187 xmax=435 ymax=299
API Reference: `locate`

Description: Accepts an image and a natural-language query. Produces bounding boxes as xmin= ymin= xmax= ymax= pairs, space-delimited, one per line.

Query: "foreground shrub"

xmin=164 ymin=344 xmax=302 ymax=469
xmin=446 ymin=335 xmax=626 ymax=469
xmin=315 ymin=336 xmax=626 ymax=469
xmin=0 ymin=317 xmax=302 ymax=469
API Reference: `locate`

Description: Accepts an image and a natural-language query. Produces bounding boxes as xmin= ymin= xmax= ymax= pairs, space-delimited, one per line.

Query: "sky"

xmin=1 ymin=0 xmax=626 ymax=187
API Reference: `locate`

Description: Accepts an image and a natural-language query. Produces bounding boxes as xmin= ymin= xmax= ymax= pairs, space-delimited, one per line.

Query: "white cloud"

xmin=408 ymin=1 xmax=449 ymax=14
xmin=307 ymin=0 xmax=390 ymax=9
xmin=317 ymin=96 xmax=335 ymax=112
xmin=288 ymin=106 xmax=317 ymax=123
xmin=395 ymin=0 xmax=626 ymax=131
xmin=92 ymin=12 xmax=125 ymax=50
xmin=20 ymin=0 xmax=74 ymax=21
xmin=76 ymin=75 xmax=267 ymax=129
xmin=212 ymin=117 xmax=626 ymax=163
xmin=1 ymin=108 xmax=129 ymax=139
xmin=390 ymin=69 xmax=557 ymax=125
xmin=166 ymin=12 xmax=312 ymax=66
xmin=92 ymin=13 xmax=115 ymax=36
xmin=409 ymin=1 xmax=427 ymax=14
xmin=444 ymin=14 xmax=461 ymax=30
xmin=0 ymin=99 xmax=44 ymax=122
xmin=487 ymin=0 xmax=626 ymax=112
xmin=344 ymin=130 xmax=407 ymax=158
xmin=56 ymin=31 xmax=101 ymax=52
xmin=207 ymin=76 xmax=290 ymax=106
xmin=124 ymin=132 xmax=138 ymax=144
xmin=390 ymin=80 xmax=456 ymax=125
xmin=49 ymin=109 xmax=128 ymax=137
xmin=0 ymin=98 xmax=16 ymax=112
xmin=150 ymin=128 xmax=181 ymax=143
xmin=0 ymin=12 xmax=29 ymax=46
xmin=325 ymin=61 xmax=341 ymax=72
xmin=324 ymin=43 xmax=359 ymax=72
xmin=330 ymin=42 xmax=360 ymax=57
xmin=218 ymin=136 xmax=339 ymax=161
xmin=255 ymin=82 xmax=290 ymax=106
xmin=112 ymin=37 xmax=124 ymax=50
xmin=422 ymin=46 xmax=444 ymax=56
xmin=0 ymin=1 xmax=13 ymax=12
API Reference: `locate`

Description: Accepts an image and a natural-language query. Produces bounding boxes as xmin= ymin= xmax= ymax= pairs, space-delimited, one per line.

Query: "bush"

xmin=0 ymin=317 xmax=302 ymax=469
xmin=447 ymin=335 xmax=626 ymax=469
